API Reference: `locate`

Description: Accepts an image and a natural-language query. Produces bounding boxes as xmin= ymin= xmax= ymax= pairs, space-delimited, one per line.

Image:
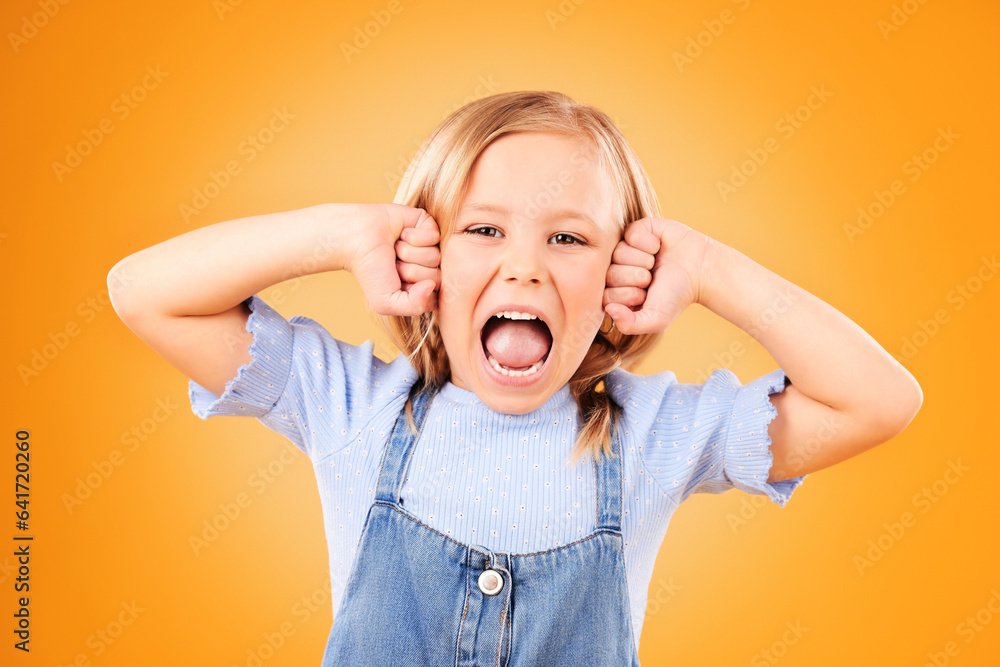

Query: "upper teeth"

xmin=495 ymin=311 xmax=537 ymax=320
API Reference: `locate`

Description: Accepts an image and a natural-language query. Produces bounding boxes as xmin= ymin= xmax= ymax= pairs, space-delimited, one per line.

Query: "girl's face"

xmin=437 ymin=132 xmax=621 ymax=414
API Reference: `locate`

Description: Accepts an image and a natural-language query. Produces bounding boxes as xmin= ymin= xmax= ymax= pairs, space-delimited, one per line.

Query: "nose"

xmin=500 ymin=239 xmax=546 ymax=285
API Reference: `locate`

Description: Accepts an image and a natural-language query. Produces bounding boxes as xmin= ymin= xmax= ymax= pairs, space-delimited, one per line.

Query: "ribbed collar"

xmin=437 ymin=381 xmax=574 ymax=414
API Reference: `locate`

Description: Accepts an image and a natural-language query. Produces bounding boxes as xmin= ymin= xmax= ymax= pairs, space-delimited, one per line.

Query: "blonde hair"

xmin=379 ymin=91 xmax=663 ymax=461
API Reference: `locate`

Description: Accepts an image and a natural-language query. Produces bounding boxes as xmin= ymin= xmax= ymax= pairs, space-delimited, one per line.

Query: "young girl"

xmin=109 ymin=91 xmax=921 ymax=666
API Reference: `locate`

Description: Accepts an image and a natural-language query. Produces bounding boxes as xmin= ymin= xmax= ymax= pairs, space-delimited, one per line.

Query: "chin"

xmin=455 ymin=366 xmax=558 ymax=416
xmin=483 ymin=393 xmax=547 ymax=416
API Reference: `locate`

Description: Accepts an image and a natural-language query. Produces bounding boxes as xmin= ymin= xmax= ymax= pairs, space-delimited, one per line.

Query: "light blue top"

xmin=189 ymin=295 xmax=805 ymax=645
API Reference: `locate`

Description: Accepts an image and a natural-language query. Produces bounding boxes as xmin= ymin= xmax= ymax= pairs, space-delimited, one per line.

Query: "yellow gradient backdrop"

xmin=2 ymin=1 xmax=998 ymax=665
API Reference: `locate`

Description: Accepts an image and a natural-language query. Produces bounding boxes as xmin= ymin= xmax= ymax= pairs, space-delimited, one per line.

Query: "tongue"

xmin=483 ymin=319 xmax=551 ymax=369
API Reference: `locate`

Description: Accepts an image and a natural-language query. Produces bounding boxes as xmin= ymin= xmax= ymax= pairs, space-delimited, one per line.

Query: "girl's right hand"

xmin=346 ymin=204 xmax=441 ymax=316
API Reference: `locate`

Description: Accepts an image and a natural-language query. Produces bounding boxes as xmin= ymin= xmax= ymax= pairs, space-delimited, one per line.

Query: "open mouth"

xmin=480 ymin=311 xmax=553 ymax=377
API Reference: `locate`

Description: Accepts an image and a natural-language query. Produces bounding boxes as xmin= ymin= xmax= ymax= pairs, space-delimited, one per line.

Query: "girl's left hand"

xmin=603 ymin=217 xmax=713 ymax=335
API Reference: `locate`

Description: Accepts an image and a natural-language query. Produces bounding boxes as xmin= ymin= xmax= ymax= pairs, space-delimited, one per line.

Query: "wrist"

xmin=696 ymin=237 xmax=739 ymax=313
xmin=313 ymin=203 xmax=369 ymax=275
xmin=697 ymin=240 xmax=793 ymax=341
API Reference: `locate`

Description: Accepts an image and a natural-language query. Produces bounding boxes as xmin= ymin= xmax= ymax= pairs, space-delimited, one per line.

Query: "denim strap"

xmin=594 ymin=411 xmax=625 ymax=532
xmin=374 ymin=385 xmax=434 ymax=505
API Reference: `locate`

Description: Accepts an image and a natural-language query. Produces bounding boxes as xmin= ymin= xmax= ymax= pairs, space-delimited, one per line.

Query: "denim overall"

xmin=321 ymin=387 xmax=641 ymax=666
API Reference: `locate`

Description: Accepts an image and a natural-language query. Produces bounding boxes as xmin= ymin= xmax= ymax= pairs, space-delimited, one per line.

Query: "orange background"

xmin=3 ymin=0 xmax=998 ymax=665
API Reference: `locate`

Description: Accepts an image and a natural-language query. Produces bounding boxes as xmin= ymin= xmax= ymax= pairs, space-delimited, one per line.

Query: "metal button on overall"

xmin=478 ymin=569 xmax=503 ymax=595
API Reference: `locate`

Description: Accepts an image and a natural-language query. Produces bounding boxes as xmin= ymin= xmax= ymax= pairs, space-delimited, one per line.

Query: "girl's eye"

xmin=551 ymin=233 xmax=585 ymax=246
xmin=465 ymin=225 xmax=501 ymax=238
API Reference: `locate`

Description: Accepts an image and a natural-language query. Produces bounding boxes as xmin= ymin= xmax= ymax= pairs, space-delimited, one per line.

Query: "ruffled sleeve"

xmin=189 ymin=295 xmax=294 ymax=420
xmin=705 ymin=368 xmax=804 ymax=506
xmin=187 ymin=294 xmax=419 ymax=460
xmin=611 ymin=367 xmax=805 ymax=508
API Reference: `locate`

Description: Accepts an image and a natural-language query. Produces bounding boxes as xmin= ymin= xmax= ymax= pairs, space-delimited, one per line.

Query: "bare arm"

xmin=108 ymin=203 xmax=440 ymax=397
xmin=696 ymin=241 xmax=922 ymax=481
xmin=604 ymin=218 xmax=922 ymax=482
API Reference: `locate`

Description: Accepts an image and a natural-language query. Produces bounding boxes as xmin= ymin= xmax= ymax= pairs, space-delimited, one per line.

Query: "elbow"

xmin=871 ymin=371 xmax=923 ymax=444
xmin=107 ymin=257 xmax=140 ymax=322
xmin=894 ymin=369 xmax=923 ymax=431
xmin=906 ymin=375 xmax=924 ymax=421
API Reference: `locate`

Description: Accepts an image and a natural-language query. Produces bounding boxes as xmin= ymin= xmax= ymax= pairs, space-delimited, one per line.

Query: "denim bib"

xmin=322 ymin=386 xmax=641 ymax=666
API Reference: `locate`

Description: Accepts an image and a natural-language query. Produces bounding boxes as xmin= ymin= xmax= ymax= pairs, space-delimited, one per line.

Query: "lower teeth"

xmin=487 ymin=354 xmax=543 ymax=377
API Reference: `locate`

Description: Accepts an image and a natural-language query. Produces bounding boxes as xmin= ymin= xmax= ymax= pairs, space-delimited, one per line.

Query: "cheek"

xmin=438 ymin=249 xmax=472 ymax=308
xmin=585 ymin=255 xmax=614 ymax=299
xmin=439 ymin=273 xmax=462 ymax=307
xmin=559 ymin=271 xmax=609 ymax=340
xmin=580 ymin=272 xmax=607 ymax=303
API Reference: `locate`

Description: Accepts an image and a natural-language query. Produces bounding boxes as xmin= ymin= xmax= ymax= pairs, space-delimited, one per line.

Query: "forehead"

xmin=457 ymin=132 xmax=618 ymax=231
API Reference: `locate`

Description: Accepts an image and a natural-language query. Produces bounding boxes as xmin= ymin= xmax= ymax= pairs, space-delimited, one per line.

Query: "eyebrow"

xmin=458 ymin=202 xmax=602 ymax=230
